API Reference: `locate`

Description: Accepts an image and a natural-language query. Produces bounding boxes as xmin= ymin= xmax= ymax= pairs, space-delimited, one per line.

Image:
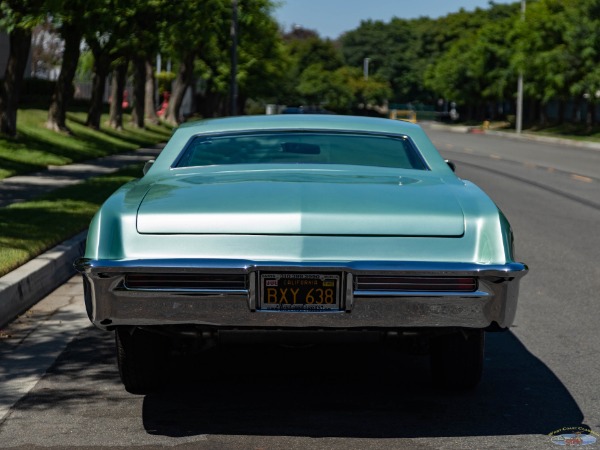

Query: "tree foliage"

xmin=9 ymin=0 xmax=600 ymax=135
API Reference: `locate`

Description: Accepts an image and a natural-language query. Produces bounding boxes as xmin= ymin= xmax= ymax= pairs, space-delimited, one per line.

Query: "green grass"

xmin=0 ymin=107 xmax=173 ymax=276
xmin=0 ymin=108 xmax=173 ymax=180
xmin=0 ymin=164 xmax=143 ymax=277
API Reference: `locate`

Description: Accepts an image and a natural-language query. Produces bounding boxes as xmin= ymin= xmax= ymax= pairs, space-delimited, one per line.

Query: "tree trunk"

xmin=237 ymin=93 xmax=246 ymax=116
xmin=108 ymin=60 xmax=128 ymax=130
xmin=0 ymin=28 xmax=32 ymax=137
xmin=47 ymin=24 xmax=82 ymax=133
xmin=586 ymin=101 xmax=597 ymax=131
xmin=539 ymin=102 xmax=547 ymax=127
xmin=557 ymin=99 xmax=565 ymax=125
xmin=131 ymin=56 xmax=146 ymax=128
xmin=572 ymin=98 xmax=581 ymax=123
xmin=144 ymin=59 xmax=159 ymax=124
xmin=528 ymin=99 xmax=538 ymax=127
xmin=86 ymin=50 xmax=110 ymax=129
xmin=165 ymin=53 xmax=195 ymax=125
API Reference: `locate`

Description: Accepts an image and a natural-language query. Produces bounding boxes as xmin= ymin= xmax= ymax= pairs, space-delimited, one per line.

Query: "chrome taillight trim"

xmin=354 ymin=275 xmax=477 ymax=293
xmin=123 ymin=273 xmax=248 ymax=294
xmin=353 ymin=290 xmax=488 ymax=298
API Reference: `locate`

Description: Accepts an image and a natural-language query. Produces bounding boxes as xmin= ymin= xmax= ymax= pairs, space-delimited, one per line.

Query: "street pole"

xmin=364 ymin=58 xmax=370 ymax=80
xmin=516 ymin=0 xmax=526 ymax=134
xmin=230 ymin=0 xmax=239 ymax=116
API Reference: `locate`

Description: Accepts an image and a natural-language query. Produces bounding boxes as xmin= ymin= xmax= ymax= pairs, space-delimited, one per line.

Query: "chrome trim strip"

xmin=118 ymin=287 xmax=249 ymax=295
xmin=353 ymin=290 xmax=489 ymax=298
xmin=345 ymin=273 xmax=354 ymax=311
xmin=75 ymin=258 xmax=528 ymax=279
xmin=170 ymin=129 xmax=431 ymax=171
xmin=248 ymin=272 xmax=256 ymax=311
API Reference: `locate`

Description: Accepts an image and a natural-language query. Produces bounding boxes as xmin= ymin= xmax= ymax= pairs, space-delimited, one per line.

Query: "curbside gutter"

xmin=0 ymin=232 xmax=87 ymax=329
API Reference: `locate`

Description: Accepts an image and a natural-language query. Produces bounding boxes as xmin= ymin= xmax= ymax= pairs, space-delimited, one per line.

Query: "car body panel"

xmin=76 ymin=115 xmax=527 ymax=333
xmin=136 ymin=168 xmax=465 ymax=236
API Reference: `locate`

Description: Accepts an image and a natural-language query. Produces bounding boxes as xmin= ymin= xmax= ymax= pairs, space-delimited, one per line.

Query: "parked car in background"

xmin=75 ymin=115 xmax=527 ymax=394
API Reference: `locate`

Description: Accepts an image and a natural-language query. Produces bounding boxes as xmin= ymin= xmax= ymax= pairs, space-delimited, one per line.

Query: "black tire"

xmin=430 ymin=329 xmax=485 ymax=391
xmin=115 ymin=327 xmax=170 ymax=394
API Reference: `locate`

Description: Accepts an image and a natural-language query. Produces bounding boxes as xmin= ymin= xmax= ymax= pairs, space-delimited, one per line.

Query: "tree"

xmin=46 ymin=0 xmax=90 ymax=132
xmin=130 ymin=56 xmax=146 ymax=127
xmin=83 ymin=0 xmax=154 ymax=129
xmin=233 ymin=0 xmax=288 ymax=112
xmin=423 ymin=4 xmax=519 ymax=121
xmin=108 ymin=58 xmax=128 ymax=129
xmin=85 ymin=31 xmax=114 ymax=129
xmin=341 ymin=18 xmax=427 ymax=103
xmin=561 ymin=0 xmax=600 ymax=127
xmin=513 ymin=0 xmax=577 ymax=125
xmin=126 ymin=0 xmax=167 ymax=128
xmin=0 ymin=0 xmax=45 ymax=136
xmin=161 ymin=0 xmax=228 ymax=124
xmin=276 ymin=26 xmax=343 ymax=107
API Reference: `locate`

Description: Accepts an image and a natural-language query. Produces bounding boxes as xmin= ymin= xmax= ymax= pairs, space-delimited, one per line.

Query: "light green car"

xmin=75 ymin=114 xmax=527 ymax=393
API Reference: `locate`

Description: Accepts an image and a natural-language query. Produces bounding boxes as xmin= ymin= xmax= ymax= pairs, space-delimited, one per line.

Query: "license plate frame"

xmin=259 ymin=272 xmax=342 ymax=311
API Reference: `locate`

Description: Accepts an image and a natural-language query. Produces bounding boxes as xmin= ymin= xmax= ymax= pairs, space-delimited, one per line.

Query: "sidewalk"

xmin=0 ymin=144 xmax=164 ymax=329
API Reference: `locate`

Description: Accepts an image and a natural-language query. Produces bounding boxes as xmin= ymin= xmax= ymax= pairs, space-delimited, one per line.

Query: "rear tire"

xmin=115 ymin=327 xmax=170 ymax=394
xmin=430 ymin=329 xmax=484 ymax=391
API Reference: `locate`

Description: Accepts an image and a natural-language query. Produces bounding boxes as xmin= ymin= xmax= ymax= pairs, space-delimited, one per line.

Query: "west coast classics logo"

xmin=549 ymin=427 xmax=599 ymax=446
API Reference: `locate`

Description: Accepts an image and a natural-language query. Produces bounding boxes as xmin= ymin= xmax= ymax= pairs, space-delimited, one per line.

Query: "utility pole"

xmin=516 ymin=0 xmax=526 ymax=134
xmin=363 ymin=58 xmax=370 ymax=80
xmin=230 ymin=0 xmax=239 ymax=116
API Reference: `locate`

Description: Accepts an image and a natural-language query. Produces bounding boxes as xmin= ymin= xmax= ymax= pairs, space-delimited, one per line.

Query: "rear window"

xmin=174 ymin=131 xmax=428 ymax=170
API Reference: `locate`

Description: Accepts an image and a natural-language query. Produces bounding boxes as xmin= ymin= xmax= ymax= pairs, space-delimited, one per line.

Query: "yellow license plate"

xmin=259 ymin=273 xmax=341 ymax=311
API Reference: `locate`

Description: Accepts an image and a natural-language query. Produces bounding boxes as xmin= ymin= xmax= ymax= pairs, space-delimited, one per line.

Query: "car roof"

xmin=177 ymin=114 xmax=421 ymax=135
xmin=147 ymin=114 xmax=455 ymax=177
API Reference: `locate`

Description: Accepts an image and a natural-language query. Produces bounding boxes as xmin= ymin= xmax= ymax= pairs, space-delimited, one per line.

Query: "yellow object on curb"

xmin=390 ymin=109 xmax=417 ymax=123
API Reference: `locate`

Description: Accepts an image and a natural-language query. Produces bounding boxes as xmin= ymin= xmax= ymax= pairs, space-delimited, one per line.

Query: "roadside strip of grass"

xmin=0 ymin=108 xmax=173 ymax=180
xmin=0 ymin=108 xmax=173 ymax=277
xmin=0 ymin=164 xmax=143 ymax=277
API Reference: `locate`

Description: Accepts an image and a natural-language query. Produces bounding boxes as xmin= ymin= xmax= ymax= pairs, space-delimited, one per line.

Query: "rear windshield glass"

xmin=174 ymin=132 xmax=428 ymax=170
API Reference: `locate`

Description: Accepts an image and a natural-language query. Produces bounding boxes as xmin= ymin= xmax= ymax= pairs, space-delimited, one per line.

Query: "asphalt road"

xmin=1 ymin=127 xmax=599 ymax=449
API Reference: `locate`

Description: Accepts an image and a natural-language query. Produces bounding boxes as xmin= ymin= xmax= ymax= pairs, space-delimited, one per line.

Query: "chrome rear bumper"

xmin=75 ymin=258 xmax=528 ymax=331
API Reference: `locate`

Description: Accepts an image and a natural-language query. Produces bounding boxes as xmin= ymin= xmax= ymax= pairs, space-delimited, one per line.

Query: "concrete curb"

xmin=0 ymin=232 xmax=87 ymax=329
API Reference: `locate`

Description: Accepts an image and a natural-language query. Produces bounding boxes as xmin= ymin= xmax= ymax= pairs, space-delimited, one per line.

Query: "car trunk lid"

xmin=136 ymin=171 xmax=465 ymax=236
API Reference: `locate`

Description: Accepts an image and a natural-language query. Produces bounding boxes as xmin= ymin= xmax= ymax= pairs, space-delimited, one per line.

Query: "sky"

xmin=273 ymin=0 xmax=517 ymax=39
